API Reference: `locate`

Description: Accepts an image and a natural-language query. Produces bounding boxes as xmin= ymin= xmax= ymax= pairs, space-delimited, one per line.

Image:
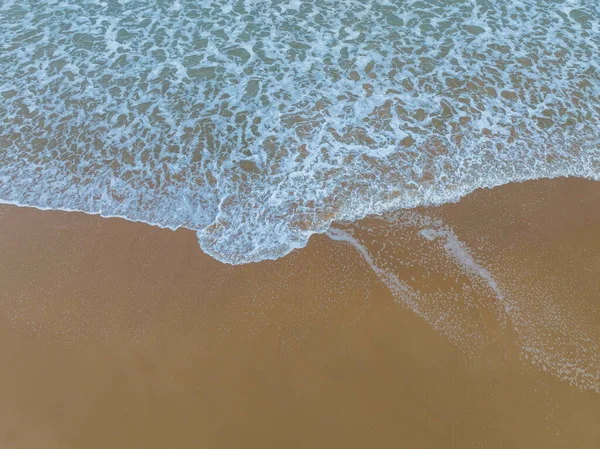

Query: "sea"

xmin=1 ymin=0 xmax=599 ymax=264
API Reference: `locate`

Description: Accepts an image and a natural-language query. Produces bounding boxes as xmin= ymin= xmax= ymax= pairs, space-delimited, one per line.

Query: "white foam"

xmin=0 ymin=0 xmax=599 ymax=264
xmin=420 ymin=228 xmax=508 ymax=310
xmin=329 ymin=212 xmax=600 ymax=393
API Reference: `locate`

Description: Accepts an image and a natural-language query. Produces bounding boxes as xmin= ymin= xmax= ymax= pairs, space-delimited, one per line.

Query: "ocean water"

xmin=0 ymin=0 xmax=599 ymax=264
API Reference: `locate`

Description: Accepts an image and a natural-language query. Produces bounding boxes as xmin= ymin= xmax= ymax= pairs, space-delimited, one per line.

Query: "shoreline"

xmin=1 ymin=173 xmax=598 ymax=265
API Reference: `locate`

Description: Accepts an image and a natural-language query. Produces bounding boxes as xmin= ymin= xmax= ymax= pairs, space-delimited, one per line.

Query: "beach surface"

xmin=0 ymin=177 xmax=599 ymax=449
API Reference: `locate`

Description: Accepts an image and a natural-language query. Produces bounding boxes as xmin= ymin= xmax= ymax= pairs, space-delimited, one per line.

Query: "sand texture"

xmin=0 ymin=178 xmax=599 ymax=449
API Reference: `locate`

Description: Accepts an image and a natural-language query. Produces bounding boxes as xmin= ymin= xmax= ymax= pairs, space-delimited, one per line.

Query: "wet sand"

xmin=0 ymin=177 xmax=599 ymax=449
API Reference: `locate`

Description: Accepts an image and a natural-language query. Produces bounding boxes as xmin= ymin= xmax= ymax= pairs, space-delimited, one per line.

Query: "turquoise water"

xmin=0 ymin=0 xmax=599 ymax=263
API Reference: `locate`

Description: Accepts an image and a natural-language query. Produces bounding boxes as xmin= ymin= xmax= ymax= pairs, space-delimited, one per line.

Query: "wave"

xmin=1 ymin=0 xmax=599 ymax=264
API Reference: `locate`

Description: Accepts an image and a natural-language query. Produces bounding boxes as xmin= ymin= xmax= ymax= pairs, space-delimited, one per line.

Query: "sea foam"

xmin=0 ymin=0 xmax=599 ymax=264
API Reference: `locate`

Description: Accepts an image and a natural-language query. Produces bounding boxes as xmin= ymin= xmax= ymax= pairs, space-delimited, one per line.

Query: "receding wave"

xmin=1 ymin=0 xmax=599 ymax=264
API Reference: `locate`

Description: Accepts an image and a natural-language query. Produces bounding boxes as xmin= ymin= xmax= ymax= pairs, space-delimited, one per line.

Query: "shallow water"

xmin=1 ymin=0 xmax=599 ymax=264
xmin=329 ymin=204 xmax=600 ymax=393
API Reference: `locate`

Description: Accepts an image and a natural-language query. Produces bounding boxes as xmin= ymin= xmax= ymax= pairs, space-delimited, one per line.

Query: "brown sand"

xmin=0 ymin=177 xmax=599 ymax=449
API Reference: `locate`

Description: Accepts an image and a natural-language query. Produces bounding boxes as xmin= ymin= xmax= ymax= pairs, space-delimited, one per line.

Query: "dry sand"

xmin=0 ymin=177 xmax=599 ymax=449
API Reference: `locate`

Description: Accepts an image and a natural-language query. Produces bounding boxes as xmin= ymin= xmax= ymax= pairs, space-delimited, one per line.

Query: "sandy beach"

xmin=0 ymin=177 xmax=598 ymax=448
xmin=2 ymin=1 xmax=599 ymax=447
